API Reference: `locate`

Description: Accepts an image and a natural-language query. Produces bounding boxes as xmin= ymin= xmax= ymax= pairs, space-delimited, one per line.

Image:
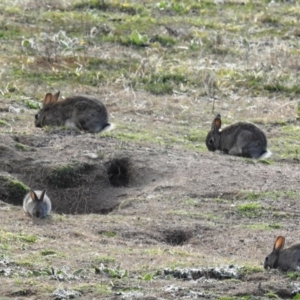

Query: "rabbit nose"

xmin=264 ymin=257 xmax=269 ymax=269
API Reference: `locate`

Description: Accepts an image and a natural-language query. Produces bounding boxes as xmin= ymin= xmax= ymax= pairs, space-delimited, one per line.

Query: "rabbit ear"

xmin=274 ymin=236 xmax=285 ymax=252
xmin=212 ymin=114 xmax=222 ymax=130
xmin=39 ymin=189 xmax=47 ymax=201
xmin=30 ymin=190 xmax=39 ymax=201
xmin=52 ymin=91 xmax=60 ymax=103
xmin=43 ymin=93 xmax=53 ymax=106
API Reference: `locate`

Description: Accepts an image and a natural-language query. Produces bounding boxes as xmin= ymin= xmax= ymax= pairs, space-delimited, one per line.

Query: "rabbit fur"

xmin=35 ymin=91 xmax=111 ymax=133
xmin=23 ymin=190 xmax=52 ymax=218
xmin=264 ymin=236 xmax=300 ymax=272
xmin=206 ymin=114 xmax=271 ymax=159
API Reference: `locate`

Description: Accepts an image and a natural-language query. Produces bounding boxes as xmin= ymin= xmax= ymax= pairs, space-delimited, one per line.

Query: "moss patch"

xmin=0 ymin=173 xmax=30 ymax=205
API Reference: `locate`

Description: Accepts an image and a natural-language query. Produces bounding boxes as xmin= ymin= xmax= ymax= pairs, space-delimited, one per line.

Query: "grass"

xmin=0 ymin=0 xmax=298 ymax=106
xmin=0 ymin=0 xmax=299 ymax=299
xmin=74 ymin=283 xmax=111 ymax=296
xmin=245 ymin=223 xmax=283 ymax=230
xmin=15 ymin=143 xmax=28 ymax=151
xmin=0 ymin=119 xmax=9 ymax=126
xmin=99 ymin=231 xmax=117 ymax=238
xmin=0 ymin=231 xmax=37 ymax=244
xmin=92 ymin=255 xmax=116 ymax=264
xmin=104 ymin=124 xmax=207 ymax=151
xmin=40 ymin=250 xmax=57 ymax=256
xmin=237 ymin=203 xmax=263 ymax=217
xmin=240 ymin=190 xmax=300 ymax=201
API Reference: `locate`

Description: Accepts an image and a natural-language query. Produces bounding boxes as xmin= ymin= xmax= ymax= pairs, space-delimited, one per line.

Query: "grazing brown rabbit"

xmin=206 ymin=114 xmax=271 ymax=158
xmin=264 ymin=236 xmax=300 ymax=271
xmin=35 ymin=91 xmax=111 ymax=133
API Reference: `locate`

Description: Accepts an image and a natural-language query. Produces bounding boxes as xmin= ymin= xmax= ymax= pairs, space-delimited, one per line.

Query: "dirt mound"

xmin=1 ymin=132 xmax=300 ymax=216
xmin=0 ymin=134 xmax=157 ymax=214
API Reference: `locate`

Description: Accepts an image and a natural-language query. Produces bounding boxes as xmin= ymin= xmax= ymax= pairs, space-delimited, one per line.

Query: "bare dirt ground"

xmin=1 ymin=0 xmax=300 ymax=299
xmin=1 ymin=88 xmax=300 ymax=300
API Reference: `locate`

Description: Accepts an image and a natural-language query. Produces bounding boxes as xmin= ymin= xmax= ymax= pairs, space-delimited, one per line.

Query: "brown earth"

xmin=1 ymin=90 xmax=300 ymax=299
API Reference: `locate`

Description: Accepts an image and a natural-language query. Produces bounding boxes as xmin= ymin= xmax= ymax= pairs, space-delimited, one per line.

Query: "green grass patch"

xmin=264 ymin=291 xmax=280 ymax=299
xmin=139 ymin=73 xmax=188 ymax=95
xmin=0 ymin=119 xmax=9 ymax=126
xmin=237 ymin=203 xmax=262 ymax=217
xmin=150 ymin=34 xmax=176 ymax=47
xmin=72 ymin=0 xmax=146 ymax=16
xmin=15 ymin=143 xmax=28 ymax=151
xmin=100 ymin=231 xmax=117 ymax=238
xmin=24 ymin=99 xmax=40 ymax=109
xmin=184 ymin=129 xmax=207 ymax=143
xmin=74 ymin=283 xmax=111 ymax=296
xmin=239 ymin=190 xmax=300 ymax=202
xmin=239 ymin=265 xmax=264 ymax=277
xmin=287 ymin=272 xmax=300 ymax=280
xmin=0 ymin=231 xmax=37 ymax=243
xmin=92 ymin=255 xmax=116 ymax=265
xmin=245 ymin=223 xmax=283 ymax=230
xmin=258 ymin=159 xmax=272 ymax=165
xmin=40 ymin=250 xmax=57 ymax=256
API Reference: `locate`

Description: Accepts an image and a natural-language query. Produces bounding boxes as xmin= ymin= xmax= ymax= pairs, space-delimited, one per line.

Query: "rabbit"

xmin=205 ymin=114 xmax=271 ymax=159
xmin=264 ymin=236 xmax=300 ymax=271
xmin=35 ymin=91 xmax=111 ymax=133
xmin=23 ymin=189 xmax=52 ymax=218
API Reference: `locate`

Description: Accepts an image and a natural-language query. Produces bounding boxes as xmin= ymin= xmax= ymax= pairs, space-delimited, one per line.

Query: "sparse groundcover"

xmin=164 ymin=265 xmax=242 ymax=280
xmin=1 ymin=0 xmax=300 ymax=299
xmin=46 ymin=163 xmax=95 ymax=188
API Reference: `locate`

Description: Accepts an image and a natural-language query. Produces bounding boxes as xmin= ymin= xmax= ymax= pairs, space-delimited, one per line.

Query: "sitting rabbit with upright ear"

xmin=35 ymin=91 xmax=112 ymax=133
xmin=206 ymin=114 xmax=271 ymax=159
xmin=264 ymin=236 xmax=300 ymax=271
xmin=23 ymin=190 xmax=52 ymax=218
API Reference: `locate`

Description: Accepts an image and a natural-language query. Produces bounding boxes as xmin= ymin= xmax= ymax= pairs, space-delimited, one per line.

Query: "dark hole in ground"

xmin=107 ymin=157 xmax=133 ymax=187
xmin=162 ymin=228 xmax=193 ymax=246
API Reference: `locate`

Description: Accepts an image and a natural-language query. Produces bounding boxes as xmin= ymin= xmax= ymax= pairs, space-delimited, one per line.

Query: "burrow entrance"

xmin=0 ymin=156 xmax=135 ymax=214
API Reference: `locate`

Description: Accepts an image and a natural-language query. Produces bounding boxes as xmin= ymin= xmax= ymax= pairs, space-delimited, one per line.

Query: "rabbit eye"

xmin=35 ymin=114 xmax=38 ymax=120
xmin=209 ymin=138 xmax=214 ymax=145
xmin=265 ymin=256 xmax=269 ymax=261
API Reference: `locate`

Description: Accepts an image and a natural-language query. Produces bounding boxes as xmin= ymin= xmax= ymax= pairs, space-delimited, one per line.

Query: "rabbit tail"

xmin=258 ymin=150 xmax=272 ymax=159
xmin=101 ymin=123 xmax=114 ymax=132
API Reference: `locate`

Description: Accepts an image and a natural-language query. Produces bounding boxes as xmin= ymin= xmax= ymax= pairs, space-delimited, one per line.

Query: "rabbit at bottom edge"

xmin=264 ymin=236 xmax=300 ymax=272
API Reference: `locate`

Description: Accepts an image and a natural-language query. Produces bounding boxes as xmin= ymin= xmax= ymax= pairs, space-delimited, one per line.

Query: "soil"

xmin=1 ymin=93 xmax=300 ymax=300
